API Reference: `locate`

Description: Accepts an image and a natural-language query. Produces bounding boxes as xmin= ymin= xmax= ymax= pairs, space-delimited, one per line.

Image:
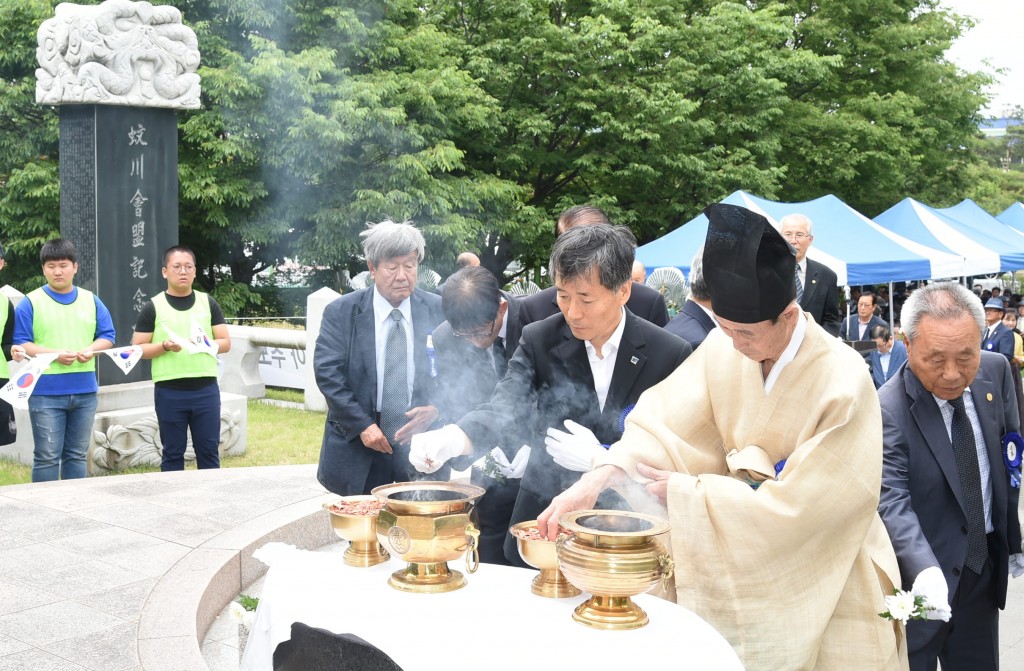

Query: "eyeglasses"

xmin=782 ymin=232 xmax=809 ymax=241
xmin=169 ymin=264 xmax=195 ymax=273
xmin=452 ymin=321 xmax=495 ymax=339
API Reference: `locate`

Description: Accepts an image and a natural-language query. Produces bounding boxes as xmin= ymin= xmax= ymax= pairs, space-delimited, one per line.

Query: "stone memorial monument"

xmin=37 ymin=0 xmax=201 ymax=383
xmin=27 ymin=0 xmax=247 ymax=472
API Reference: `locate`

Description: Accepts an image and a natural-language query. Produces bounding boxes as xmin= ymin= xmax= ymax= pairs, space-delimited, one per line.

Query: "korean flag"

xmin=101 ymin=346 xmax=143 ymax=375
xmin=0 ymin=353 xmax=60 ymax=409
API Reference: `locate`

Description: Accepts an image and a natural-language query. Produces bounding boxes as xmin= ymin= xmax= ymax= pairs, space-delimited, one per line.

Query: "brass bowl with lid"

xmin=556 ymin=510 xmax=674 ymax=630
xmin=372 ymin=481 xmax=485 ymax=593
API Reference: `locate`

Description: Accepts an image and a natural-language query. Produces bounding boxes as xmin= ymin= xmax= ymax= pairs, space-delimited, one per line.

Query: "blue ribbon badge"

xmin=1002 ymin=432 xmax=1023 ymax=489
xmin=618 ymin=403 xmax=636 ymax=435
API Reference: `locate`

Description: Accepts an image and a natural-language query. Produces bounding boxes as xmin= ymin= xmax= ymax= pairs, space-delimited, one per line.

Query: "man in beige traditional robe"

xmin=539 ymin=203 xmax=906 ymax=670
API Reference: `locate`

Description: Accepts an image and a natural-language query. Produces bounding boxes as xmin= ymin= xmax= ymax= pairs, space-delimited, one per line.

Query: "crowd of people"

xmin=0 ymin=239 xmax=230 ymax=482
xmin=313 ymin=203 xmax=1024 ymax=670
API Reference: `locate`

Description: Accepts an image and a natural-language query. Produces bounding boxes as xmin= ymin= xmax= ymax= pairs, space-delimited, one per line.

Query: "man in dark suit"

xmin=431 ymin=266 xmax=525 ymax=565
xmin=982 ymin=297 xmax=1016 ymax=362
xmin=878 ymin=282 xmax=1022 ymax=671
xmin=665 ymin=247 xmax=716 ymax=350
xmin=840 ymin=291 xmax=888 ymax=341
xmin=869 ymin=325 xmax=907 ymax=389
xmin=780 ymin=214 xmax=841 ymax=336
xmin=518 ymin=205 xmax=670 ymax=327
xmin=314 ymin=220 xmax=446 ymax=496
xmin=410 ymin=224 xmax=691 ymax=566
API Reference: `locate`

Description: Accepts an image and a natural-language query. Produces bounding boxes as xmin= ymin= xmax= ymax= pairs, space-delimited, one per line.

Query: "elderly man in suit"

xmin=781 ymin=213 xmax=841 ymax=336
xmin=665 ymin=247 xmax=717 ymax=350
xmin=841 ymin=291 xmax=888 ymax=341
xmin=878 ymin=282 xmax=1022 ymax=671
xmin=869 ymin=325 xmax=907 ymax=389
xmin=314 ymin=220 xmax=446 ymax=496
xmin=518 ymin=205 xmax=670 ymax=327
xmin=982 ymin=297 xmax=1015 ymax=363
xmin=410 ymin=223 xmax=691 ymax=566
xmin=431 ymin=266 xmax=525 ymax=565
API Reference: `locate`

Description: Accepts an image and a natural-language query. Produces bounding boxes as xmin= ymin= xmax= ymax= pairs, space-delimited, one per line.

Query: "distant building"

xmin=979 ymin=117 xmax=1023 ymax=138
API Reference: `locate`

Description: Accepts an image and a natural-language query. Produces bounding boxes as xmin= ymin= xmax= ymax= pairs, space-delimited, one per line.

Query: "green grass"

xmin=0 ymin=399 xmax=325 ymax=486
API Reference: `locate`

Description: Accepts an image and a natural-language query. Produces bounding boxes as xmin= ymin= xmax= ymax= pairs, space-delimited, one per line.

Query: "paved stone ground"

xmin=0 ymin=465 xmax=331 ymax=671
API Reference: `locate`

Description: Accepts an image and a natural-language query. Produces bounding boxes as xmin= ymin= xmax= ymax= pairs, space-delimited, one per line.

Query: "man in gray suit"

xmin=665 ymin=247 xmax=717 ymax=350
xmin=878 ymin=282 xmax=1022 ymax=671
xmin=314 ymin=220 xmax=446 ymax=495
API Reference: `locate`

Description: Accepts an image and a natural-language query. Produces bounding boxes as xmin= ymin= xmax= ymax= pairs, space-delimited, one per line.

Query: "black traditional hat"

xmin=702 ymin=204 xmax=795 ymax=324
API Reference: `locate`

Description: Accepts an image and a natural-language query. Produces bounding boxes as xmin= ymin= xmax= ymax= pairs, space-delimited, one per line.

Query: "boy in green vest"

xmin=132 ymin=246 xmax=231 ymax=470
xmin=13 ymin=238 xmax=116 ymax=481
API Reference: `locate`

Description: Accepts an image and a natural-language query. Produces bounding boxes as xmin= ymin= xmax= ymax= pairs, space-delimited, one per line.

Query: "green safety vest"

xmin=0 ymin=295 xmax=9 ymax=379
xmin=28 ymin=286 xmax=97 ymax=375
xmin=151 ymin=291 xmax=218 ymax=382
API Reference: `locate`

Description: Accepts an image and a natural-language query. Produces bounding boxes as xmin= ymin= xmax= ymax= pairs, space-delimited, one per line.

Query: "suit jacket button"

xmin=952 ymin=567 xmax=961 ymax=577
xmin=961 ymin=526 xmax=968 ymax=534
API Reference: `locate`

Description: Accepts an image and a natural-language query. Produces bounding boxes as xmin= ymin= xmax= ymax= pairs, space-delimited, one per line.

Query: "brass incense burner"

xmin=372 ymin=482 xmax=485 ymax=593
xmin=556 ymin=510 xmax=674 ymax=630
xmin=323 ymin=496 xmax=390 ymax=567
xmin=510 ymin=520 xmax=581 ymax=599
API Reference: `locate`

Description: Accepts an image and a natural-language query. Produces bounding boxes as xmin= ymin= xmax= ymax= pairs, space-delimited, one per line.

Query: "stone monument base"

xmin=0 ymin=380 xmax=247 ymax=475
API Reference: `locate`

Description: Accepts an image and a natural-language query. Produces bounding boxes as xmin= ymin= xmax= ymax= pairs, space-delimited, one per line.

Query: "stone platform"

xmin=0 ymin=465 xmax=334 ymax=670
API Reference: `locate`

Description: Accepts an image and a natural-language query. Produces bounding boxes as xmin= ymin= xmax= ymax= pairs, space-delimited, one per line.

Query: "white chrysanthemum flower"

xmin=884 ymin=590 xmax=917 ymax=623
xmin=228 ymin=601 xmax=248 ymax=624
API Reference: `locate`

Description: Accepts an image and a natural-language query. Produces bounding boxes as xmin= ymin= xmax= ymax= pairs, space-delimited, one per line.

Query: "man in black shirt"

xmin=132 ymin=246 xmax=231 ymax=470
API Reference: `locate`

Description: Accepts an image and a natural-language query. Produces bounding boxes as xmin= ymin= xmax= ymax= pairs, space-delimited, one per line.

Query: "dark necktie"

xmin=379 ymin=309 xmax=408 ymax=443
xmin=492 ymin=338 xmax=507 ymax=377
xmin=949 ymin=395 xmax=988 ymax=574
xmin=795 ymin=265 xmax=804 ymax=304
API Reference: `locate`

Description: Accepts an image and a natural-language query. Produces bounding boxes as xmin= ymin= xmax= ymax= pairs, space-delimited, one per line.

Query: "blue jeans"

xmin=28 ymin=393 xmax=98 ymax=482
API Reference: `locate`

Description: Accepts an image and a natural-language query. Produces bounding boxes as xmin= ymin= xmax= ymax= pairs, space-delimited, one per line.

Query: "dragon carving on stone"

xmin=36 ymin=0 xmax=200 ymax=109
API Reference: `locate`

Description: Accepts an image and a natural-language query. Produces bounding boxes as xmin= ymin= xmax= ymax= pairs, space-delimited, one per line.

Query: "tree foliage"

xmin=0 ymin=0 xmax=1015 ymax=309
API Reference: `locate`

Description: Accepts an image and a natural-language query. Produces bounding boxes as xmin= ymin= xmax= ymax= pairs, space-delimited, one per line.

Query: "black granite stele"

xmin=60 ymin=105 xmax=179 ymax=385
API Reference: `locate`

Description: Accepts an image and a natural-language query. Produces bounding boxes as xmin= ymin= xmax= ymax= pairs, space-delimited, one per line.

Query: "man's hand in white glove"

xmin=544 ymin=419 xmax=606 ymax=472
xmin=507 ymin=445 xmax=531 ymax=479
xmin=409 ymin=425 xmax=471 ymax=474
xmin=911 ymin=566 xmax=952 ymax=621
xmin=1010 ymin=553 xmax=1024 ymax=578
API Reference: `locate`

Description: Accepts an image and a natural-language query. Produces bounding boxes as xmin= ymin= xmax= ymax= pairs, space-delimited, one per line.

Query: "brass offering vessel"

xmin=510 ymin=520 xmax=581 ymax=598
xmin=323 ymin=496 xmax=390 ymax=568
xmin=372 ymin=482 xmax=485 ymax=593
xmin=556 ymin=510 xmax=674 ymax=630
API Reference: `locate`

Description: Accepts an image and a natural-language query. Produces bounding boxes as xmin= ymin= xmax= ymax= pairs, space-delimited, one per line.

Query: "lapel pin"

xmin=811 ymin=279 xmax=817 ymax=284
xmin=630 ymin=356 xmax=639 ymax=365
xmin=987 ymin=393 xmax=993 ymax=402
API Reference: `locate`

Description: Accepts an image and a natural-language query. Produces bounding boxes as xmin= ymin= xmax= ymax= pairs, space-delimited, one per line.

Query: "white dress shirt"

xmin=585 ymin=307 xmax=627 ymax=411
xmin=372 ymin=288 xmax=414 ymax=410
xmin=934 ymin=389 xmax=994 ymax=533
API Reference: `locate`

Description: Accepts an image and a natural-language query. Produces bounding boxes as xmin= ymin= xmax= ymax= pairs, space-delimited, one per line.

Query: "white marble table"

xmin=240 ymin=544 xmax=743 ymax=671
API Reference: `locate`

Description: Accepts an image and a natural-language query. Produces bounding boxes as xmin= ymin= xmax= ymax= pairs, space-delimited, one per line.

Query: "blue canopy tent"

xmin=939 ymin=198 xmax=1024 ymax=251
xmin=875 ymin=198 xmax=1024 ymax=275
xmin=998 ymin=203 xmax=1024 ymax=235
xmin=636 ymin=191 xmax=961 ymax=285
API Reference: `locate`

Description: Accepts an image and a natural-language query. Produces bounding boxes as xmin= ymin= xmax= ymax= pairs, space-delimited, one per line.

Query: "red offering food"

xmin=329 ymin=499 xmax=385 ymax=516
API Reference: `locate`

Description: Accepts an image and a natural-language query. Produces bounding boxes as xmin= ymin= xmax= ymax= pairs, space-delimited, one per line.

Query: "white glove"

xmin=544 ymin=419 xmax=605 ymax=472
xmin=1010 ymin=553 xmax=1024 ymax=578
xmin=477 ymin=445 xmax=532 ymax=479
xmin=910 ymin=566 xmax=952 ymax=622
xmin=506 ymin=445 xmax=531 ymax=479
xmin=409 ymin=425 xmax=468 ymax=474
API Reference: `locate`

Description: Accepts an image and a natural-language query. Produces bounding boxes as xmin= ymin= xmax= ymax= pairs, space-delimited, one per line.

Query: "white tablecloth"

xmin=240 ymin=544 xmax=743 ymax=670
